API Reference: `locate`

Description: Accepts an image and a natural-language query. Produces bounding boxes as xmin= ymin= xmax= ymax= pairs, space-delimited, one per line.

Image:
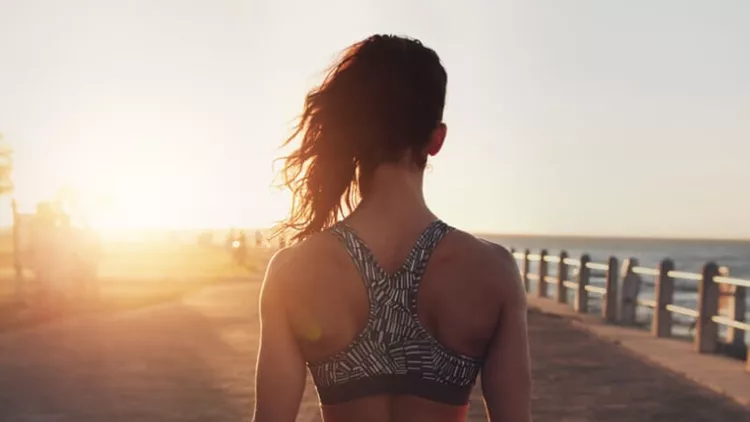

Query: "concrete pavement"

xmin=0 ymin=283 xmax=747 ymax=421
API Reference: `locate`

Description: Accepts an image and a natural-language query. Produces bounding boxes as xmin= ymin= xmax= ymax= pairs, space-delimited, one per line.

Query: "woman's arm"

xmin=252 ymin=249 xmax=307 ymax=422
xmin=481 ymin=247 xmax=532 ymax=422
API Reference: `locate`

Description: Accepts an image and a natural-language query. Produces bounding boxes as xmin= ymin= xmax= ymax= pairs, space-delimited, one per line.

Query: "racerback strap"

xmin=329 ymin=220 xmax=452 ymax=287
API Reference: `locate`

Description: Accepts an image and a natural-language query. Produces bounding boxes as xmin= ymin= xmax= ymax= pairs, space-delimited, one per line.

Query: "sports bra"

xmin=307 ymin=220 xmax=484 ymax=406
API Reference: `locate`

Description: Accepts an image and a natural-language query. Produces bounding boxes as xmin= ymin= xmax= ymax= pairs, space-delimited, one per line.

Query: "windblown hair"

xmin=276 ymin=35 xmax=447 ymax=243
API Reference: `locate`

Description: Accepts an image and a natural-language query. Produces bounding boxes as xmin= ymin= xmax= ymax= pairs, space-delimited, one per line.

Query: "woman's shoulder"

xmin=441 ymin=228 xmax=522 ymax=295
xmin=444 ymin=228 xmax=516 ymax=267
xmin=260 ymin=231 xmax=346 ymax=309
xmin=263 ymin=230 xmax=348 ymax=282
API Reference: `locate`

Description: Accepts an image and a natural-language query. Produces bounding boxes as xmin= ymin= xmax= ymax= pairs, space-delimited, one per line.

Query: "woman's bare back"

xmin=274 ymin=224 xmax=525 ymax=422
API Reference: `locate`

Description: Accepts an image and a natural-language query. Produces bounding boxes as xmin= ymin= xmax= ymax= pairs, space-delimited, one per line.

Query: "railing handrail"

xmin=666 ymin=270 xmax=702 ymax=281
xmin=510 ymin=249 xmax=750 ymax=286
xmin=563 ymin=257 xmax=581 ymax=267
xmin=562 ymin=280 xmax=578 ymax=290
xmin=711 ymin=316 xmax=750 ymax=332
xmin=584 ymin=285 xmax=606 ymax=295
xmin=585 ymin=262 xmax=609 ymax=271
xmin=632 ymin=266 xmax=659 ymax=276
xmin=665 ymin=304 xmax=699 ymax=319
xmin=713 ymin=275 xmax=750 ymax=288
xmin=637 ymin=298 xmax=657 ymax=309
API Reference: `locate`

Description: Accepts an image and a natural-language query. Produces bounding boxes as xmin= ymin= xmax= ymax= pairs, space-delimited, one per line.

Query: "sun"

xmin=13 ymin=125 xmax=295 ymax=233
xmin=69 ymin=168 xmax=292 ymax=233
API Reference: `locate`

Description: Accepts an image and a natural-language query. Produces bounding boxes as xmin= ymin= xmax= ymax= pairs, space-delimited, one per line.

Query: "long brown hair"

xmin=276 ymin=35 xmax=447 ymax=243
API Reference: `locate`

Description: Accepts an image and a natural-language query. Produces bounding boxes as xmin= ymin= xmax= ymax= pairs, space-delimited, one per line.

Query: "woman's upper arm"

xmin=481 ymin=247 xmax=532 ymax=422
xmin=252 ymin=249 xmax=307 ymax=422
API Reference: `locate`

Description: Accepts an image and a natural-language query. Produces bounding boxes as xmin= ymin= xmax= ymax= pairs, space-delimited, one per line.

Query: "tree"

xmin=0 ymin=133 xmax=13 ymax=197
xmin=0 ymin=133 xmax=22 ymax=300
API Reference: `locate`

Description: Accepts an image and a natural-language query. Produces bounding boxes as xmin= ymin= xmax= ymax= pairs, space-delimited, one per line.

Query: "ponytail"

xmin=274 ymin=35 xmax=447 ymax=243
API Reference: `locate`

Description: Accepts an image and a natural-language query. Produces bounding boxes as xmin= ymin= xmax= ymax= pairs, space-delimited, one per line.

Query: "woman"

xmin=253 ymin=34 xmax=531 ymax=422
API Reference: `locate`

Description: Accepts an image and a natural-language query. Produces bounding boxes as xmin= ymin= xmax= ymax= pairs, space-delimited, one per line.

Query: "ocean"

xmin=481 ymin=234 xmax=750 ymax=339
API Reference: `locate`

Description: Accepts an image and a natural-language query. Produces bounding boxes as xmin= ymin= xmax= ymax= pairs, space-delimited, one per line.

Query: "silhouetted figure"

xmin=225 ymin=228 xmax=236 ymax=251
xmin=233 ymin=231 xmax=247 ymax=266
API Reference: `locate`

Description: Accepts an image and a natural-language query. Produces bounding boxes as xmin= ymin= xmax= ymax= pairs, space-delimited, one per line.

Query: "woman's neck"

xmin=350 ymin=163 xmax=436 ymax=229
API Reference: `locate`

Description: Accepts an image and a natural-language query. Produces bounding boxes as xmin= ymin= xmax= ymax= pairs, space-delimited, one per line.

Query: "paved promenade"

xmin=0 ymin=282 xmax=747 ymax=421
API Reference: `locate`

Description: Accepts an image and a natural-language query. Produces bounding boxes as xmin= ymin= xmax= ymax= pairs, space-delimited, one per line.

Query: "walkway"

xmin=0 ymin=282 xmax=747 ymax=422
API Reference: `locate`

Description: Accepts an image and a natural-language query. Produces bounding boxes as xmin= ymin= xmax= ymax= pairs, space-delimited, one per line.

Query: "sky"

xmin=0 ymin=0 xmax=748 ymax=238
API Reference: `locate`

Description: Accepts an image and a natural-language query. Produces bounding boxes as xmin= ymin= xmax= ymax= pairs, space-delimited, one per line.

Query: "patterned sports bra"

xmin=307 ymin=220 xmax=485 ymax=406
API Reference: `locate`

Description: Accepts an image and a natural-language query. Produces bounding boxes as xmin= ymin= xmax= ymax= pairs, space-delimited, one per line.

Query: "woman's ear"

xmin=426 ymin=123 xmax=447 ymax=156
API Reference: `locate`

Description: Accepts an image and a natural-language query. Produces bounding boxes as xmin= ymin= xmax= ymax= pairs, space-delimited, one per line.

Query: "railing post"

xmin=653 ymin=259 xmax=675 ymax=338
xmin=696 ymin=262 xmax=720 ymax=353
xmin=538 ymin=249 xmax=548 ymax=298
xmin=575 ymin=254 xmax=590 ymax=313
xmin=522 ymin=249 xmax=530 ymax=293
xmin=719 ymin=267 xmax=746 ymax=348
xmin=618 ymin=258 xmax=640 ymax=325
xmin=557 ymin=251 xmax=568 ymax=304
xmin=730 ymin=284 xmax=746 ymax=348
xmin=603 ymin=256 xmax=619 ymax=322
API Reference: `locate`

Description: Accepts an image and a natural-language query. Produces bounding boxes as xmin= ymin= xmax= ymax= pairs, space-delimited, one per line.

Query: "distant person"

xmin=252 ymin=35 xmax=531 ymax=422
xmin=233 ymin=230 xmax=247 ymax=266
xmin=226 ymin=228 xmax=236 ymax=251
xmin=255 ymin=230 xmax=263 ymax=248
